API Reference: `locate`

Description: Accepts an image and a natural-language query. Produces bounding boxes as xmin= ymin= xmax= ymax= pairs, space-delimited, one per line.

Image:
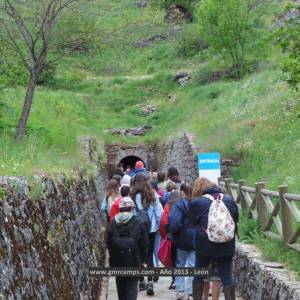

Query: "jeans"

xmin=116 ymin=277 xmax=138 ymax=300
xmin=193 ymin=255 xmax=233 ymax=288
xmin=153 ymin=231 xmax=161 ymax=266
xmin=175 ymin=248 xmax=195 ymax=295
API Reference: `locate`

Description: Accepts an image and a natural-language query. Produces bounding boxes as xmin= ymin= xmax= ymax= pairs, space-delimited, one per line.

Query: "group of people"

xmin=101 ymin=161 xmax=239 ymax=300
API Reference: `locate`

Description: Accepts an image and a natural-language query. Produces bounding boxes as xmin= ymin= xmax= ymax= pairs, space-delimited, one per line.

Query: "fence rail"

xmin=218 ymin=178 xmax=300 ymax=252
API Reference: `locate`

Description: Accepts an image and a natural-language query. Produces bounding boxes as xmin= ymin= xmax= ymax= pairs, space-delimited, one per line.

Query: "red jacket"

xmin=160 ymin=204 xmax=170 ymax=239
xmin=109 ymin=196 xmax=122 ymax=223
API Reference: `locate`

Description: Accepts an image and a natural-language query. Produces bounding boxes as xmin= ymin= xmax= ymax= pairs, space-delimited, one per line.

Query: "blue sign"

xmin=197 ymin=152 xmax=221 ymax=184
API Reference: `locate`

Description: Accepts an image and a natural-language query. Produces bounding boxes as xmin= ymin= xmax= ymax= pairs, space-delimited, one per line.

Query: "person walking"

xmin=130 ymin=173 xmax=163 ymax=296
xmin=166 ymin=166 xmax=182 ymax=189
xmin=110 ymin=185 xmax=131 ymax=222
xmin=101 ymin=179 xmax=120 ymax=223
xmin=189 ymin=178 xmax=239 ymax=300
xmin=130 ymin=161 xmax=149 ymax=178
xmin=169 ymin=183 xmax=195 ymax=300
xmin=160 ymin=190 xmax=182 ymax=291
xmin=107 ymin=197 xmax=149 ymax=300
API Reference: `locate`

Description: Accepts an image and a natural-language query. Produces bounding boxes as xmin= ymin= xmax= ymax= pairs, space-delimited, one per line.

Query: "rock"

xmin=107 ymin=125 xmax=152 ymax=136
xmin=173 ymin=72 xmax=192 ymax=85
xmin=136 ymin=0 xmax=148 ymax=8
xmin=164 ymin=4 xmax=193 ymax=24
xmin=138 ymin=103 xmax=156 ymax=116
xmin=136 ymin=34 xmax=170 ymax=47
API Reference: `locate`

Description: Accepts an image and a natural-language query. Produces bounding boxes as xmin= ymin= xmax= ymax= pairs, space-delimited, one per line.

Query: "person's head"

xmin=157 ymin=172 xmax=166 ymax=183
xmin=167 ymin=166 xmax=180 ymax=183
xmin=112 ymin=168 xmax=124 ymax=178
xmin=166 ymin=181 xmax=177 ymax=192
xmin=130 ymin=173 xmax=155 ymax=206
xmin=180 ymin=182 xmax=193 ymax=201
xmin=121 ymin=174 xmax=131 ymax=186
xmin=119 ymin=196 xmax=135 ymax=213
xmin=106 ymin=179 xmax=119 ymax=197
xmin=112 ymin=174 xmax=122 ymax=186
xmin=135 ymin=160 xmax=144 ymax=170
xmin=117 ymin=162 xmax=124 ymax=170
xmin=120 ymin=185 xmax=130 ymax=197
xmin=168 ymin=190 xmax=181 ymax=210
xmin=192 ymin=177 xmax=216 ymax=199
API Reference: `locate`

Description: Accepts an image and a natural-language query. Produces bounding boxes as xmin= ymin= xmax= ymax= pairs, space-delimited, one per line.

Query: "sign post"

xmin=197 ymin=152 xmax=221 ymax=184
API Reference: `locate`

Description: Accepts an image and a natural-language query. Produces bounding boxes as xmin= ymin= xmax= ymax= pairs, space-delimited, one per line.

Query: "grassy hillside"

xmin=1 ymin=0 xmax=299 ymax=195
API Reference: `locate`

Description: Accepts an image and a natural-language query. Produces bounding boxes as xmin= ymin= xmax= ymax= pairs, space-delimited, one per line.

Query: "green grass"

xmin=239 ymin=214 xmax=300 ymax=278
xmin=0 ymin=0 xmax=300 ymax=194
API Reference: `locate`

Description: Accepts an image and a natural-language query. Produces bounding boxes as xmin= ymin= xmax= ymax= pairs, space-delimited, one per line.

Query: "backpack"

xmin=109 ymin=218 xmax=140 ymax=267
xmin=134 ymin=197 xmax=151 ymax=233
xmin=204 ymin=194 xmax=235 ymax=243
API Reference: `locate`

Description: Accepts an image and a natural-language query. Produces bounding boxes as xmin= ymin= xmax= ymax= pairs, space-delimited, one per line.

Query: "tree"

xmin=275 ymin=3 xmax=300 ymax=91
xmin=0 ymin=0 xmax=82 ymax=142
xmin=197 ymin=0 xmax=266 ymax=78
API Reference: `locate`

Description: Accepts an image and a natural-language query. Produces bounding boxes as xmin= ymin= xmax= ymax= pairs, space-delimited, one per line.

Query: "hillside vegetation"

xmin=0 ymin=0 xmax=299 ymax=194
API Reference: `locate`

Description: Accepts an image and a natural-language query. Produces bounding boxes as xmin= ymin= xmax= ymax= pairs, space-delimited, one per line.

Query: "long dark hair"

xmin=130 ymin=173 xmax=156 ymax=207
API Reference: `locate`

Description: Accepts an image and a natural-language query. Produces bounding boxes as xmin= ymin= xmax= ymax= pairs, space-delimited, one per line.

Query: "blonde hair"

xmin=192 ymin=177 xmax=215 ymax=199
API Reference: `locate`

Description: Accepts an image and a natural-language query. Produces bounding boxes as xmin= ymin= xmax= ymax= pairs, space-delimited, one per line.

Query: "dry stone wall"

xmin=160 ymin=134 xmax=199 ymax=184
xmin=0 ymin=174 xmax=105 ymax=299
xmin=234 ymin=242 xmax=300 ymax=300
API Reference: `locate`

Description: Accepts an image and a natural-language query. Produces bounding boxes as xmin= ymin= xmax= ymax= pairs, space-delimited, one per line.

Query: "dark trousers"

xmin=116 ymin=277 xmax=138 ymax=300
xmin=140 ymin=232 xmax=156 ymax=283
xmin=193 ymin=255 xmax=233 ymax=288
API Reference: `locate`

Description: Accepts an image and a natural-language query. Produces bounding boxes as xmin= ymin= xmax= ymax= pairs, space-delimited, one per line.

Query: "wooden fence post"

xmin=255 ymin=182 xmax=267 ymax=229
xmin=238 ymin=180 xmax=246 ymax=211
xmin=218 ymin=177 xmax=222 ymax=187
xmin=224 ymin=178 xmax=233 ymax=196
xmin=279 ymin=185 xmax=292 ymax=245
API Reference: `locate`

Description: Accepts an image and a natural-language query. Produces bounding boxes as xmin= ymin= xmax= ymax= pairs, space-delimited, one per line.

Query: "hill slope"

xmin=0 ymin=0 xmax=299 ymax=192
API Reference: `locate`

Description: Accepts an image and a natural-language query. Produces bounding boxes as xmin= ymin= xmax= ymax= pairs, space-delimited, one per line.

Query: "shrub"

xmin=151 ymin=0 xmax=200 ymax=12
xmin=197 ymin=0 xmax=267 ymax=78
xmin=175 ymin=24 xmax=208 ymax=57
xmin=275 ymin=4 xmax=300 ymax=91
xmin=0 ymin=38 xmax=28 ymax=88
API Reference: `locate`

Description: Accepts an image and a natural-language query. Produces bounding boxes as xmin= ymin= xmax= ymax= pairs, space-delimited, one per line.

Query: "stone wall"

xmin=160 ymin=134 xmax=199 ymax=184
xmin=0 ymin=174 xmax=105 ymax=299
xmin=234 ymin=242 xmax=300 ymax=300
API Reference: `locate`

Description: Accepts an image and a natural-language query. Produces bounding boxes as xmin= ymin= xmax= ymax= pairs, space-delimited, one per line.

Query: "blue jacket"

xmin=169 ymin=198 xmax=189 ymax=232
xmin=169 ymin=198 xmax=195 ymax=250
xmin=189 ymin=187 xmax=239 ymax=257
xmin=134 ymin=193 xmax=163 ymax=233
xmin=130 ymin=168 xmax=149 ymax=178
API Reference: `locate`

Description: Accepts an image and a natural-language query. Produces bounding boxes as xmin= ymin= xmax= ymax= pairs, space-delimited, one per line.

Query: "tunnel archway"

xmin=118 ymin=155 xmax=145 ymax=171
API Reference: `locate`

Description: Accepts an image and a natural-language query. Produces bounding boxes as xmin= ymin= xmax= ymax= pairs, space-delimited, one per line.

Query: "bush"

xmin=175 ymin=24 xmax=208 ymax=57
xmin=197 ymin=0 xmax=267 ymax=78
xmin=151 ymin=0 xmax=200 ymax=12
xmin=275 ymin=4 xmax=300 ymax=91
xmin=0 ymin=38 xmax=28 ymax=88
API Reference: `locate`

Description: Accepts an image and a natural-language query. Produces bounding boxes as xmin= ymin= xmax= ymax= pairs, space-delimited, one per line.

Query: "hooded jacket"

xmin=107 ymin=213 xmax=149 ymax=266
xmin=189 ymin=186 xmax=239 ymax=257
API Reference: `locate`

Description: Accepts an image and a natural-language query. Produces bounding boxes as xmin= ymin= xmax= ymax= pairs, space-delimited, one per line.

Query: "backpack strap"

xmin=203 ymin=193 xmax=224 ymax=201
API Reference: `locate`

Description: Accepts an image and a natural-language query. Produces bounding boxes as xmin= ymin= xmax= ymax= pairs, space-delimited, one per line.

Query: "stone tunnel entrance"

xmin=105 ymin=144 xmax=157 ymax=177
xmin=118 ymin=155 xmax=145 ymax=170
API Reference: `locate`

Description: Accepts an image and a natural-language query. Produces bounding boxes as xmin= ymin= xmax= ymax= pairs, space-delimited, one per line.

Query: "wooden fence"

xmin=218 ymin=178 xmax=300 ymax=252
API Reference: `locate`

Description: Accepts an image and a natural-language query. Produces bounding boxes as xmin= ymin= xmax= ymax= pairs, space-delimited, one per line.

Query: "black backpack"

xmin=134 ymin=200 xmax=151 ymax=233
xmin=109 ymin=218 xmax=140 ymax=267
